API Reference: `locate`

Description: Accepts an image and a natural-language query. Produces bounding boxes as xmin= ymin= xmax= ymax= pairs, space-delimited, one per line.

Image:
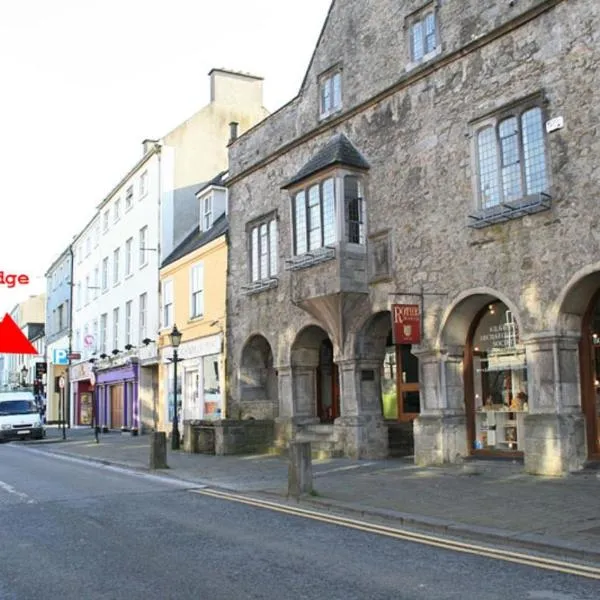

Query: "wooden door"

xmin=580 ymin=297 xmax=600 ymax=459
xmin=110 ymin=385 xmax=123 ymax=429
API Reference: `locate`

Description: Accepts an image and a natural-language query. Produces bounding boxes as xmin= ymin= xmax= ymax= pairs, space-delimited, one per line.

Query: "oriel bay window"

xmin=249 ymin=215 xmax=278 ymax=282
xmin=291 ymin=174 xmax=366 ymax=256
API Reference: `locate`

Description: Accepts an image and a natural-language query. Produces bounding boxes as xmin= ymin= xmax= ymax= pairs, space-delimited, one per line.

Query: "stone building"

xmin=225 ymin=0 xmax=600 ymax=475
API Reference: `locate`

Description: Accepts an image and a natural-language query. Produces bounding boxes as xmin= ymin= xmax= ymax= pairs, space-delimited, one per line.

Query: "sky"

xmin=0 ymin=0 xmax=331 ymax=316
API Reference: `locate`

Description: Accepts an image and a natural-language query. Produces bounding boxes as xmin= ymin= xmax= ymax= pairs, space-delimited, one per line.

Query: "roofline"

xmin=281 ymin=162 xmax=369 ymax=190
xmin=44 ymin=245 xmax=72 ymax=277
xmin=96 ymin=144 xmax=161 ymax=211
xmin=195 ymin=184 xmax=228 ymax=198
xmin=160 ymin=229 xmax=228 ymax=271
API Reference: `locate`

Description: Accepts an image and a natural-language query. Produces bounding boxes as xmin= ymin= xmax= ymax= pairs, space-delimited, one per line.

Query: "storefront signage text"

xmin=392 ymin=304 xmax=421 ymax=344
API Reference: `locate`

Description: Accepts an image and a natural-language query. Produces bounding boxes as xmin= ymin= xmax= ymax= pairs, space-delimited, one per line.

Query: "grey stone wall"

xmin=225 ymin=0 xmax=600 ymax=469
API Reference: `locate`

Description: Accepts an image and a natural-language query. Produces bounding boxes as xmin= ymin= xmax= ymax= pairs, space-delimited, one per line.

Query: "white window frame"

xmin=125 ymin=237 xmax=133 ymax=277
xmin=112 ymin=307 xmax=119 ymax=350
xmin=114 ymin=198 xmax=121 ymax=222
xmin=139 ymin=226 xmax=148 ymax=267
xmin=189 ymin=262 xmax=204 ymax=319
xmin=162 ymin=279 xmax=174 ymax=329
xmin=85 ymin=275 xmax=90 ymax=305
xmin=100 ymin=314 xmax=107 ymax=353
xmin=407 ymin=3 xmax=439 ymax=64
xmin=202 ymin=195 xmax=213 ymax=231
xmin=93 ymin=266 xmax=100 ymax=299
xmin=248 ymin=215 xmax=278 ymax=282
xmin=103 ymin=211 xmax=109 ymax=233
xmin=139 ymin=171 xmax=148 ymax=198
xmin=125 ymin=300 xmax=132 ymax=346
xmin=125 ymin=185 xmax=134 ymax=208
xmin=113 ymin=247 xmax=120 ymax=285
xmin=139 ymin=293 xmax=147 ymax=341
xmin=101 ymin=257 xmax=109 ymax=292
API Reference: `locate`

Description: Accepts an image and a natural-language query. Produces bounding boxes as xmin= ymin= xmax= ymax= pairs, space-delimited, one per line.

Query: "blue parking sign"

xmin=52 ymin=349 xmax=69 ymax=365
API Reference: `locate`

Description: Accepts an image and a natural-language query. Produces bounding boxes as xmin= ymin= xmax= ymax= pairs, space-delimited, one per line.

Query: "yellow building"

xmin=157 ymin=172 xmax=228 ymax=434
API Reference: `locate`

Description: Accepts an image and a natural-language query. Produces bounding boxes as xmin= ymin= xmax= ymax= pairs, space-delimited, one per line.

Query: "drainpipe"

xmin=154 ymin=143 xmax=162 ymax=432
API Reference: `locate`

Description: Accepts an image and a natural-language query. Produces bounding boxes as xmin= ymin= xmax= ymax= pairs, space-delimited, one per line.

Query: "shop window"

xmin=470 ymin=301 xmax=528 ymax=453
xmin=203 ymin=354 xmax=221 ymax=417
xmin=381 ymin=331 xmax=420 ymax=420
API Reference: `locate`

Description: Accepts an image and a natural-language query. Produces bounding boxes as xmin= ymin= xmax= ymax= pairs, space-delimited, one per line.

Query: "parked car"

xmin=0 ymin=390 xmax=46 ymax=442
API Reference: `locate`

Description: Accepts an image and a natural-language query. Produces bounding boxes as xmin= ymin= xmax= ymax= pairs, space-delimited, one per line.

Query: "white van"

xmin=0 ymin=390 xmax=46 ymax=442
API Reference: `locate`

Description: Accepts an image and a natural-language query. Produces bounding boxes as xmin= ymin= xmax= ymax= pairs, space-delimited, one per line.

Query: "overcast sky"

xmin=0 ymin=0 xmax=331 ymax=316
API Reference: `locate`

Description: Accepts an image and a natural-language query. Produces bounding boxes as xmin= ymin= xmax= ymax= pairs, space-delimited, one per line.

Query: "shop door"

xmin=110 ymin=385 xmax=124 ymax=429
xmin=581 ymin=294 xmax=600 ymax=458
xmin=316 ymin=339 xmax=340 ymax=423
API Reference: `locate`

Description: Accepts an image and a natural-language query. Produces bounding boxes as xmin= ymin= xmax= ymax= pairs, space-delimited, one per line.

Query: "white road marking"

xmin=314 ymin=462 xmax=375 ymax=476
xmin=0 ymin=480 xmax=36 ymax=504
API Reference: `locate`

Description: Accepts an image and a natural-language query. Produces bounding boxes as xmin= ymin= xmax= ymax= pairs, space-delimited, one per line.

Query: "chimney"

xmin=142 ymin=139 xmax=158 ymax=155
xmin=229 ymin=122 xmax=239 ymax=144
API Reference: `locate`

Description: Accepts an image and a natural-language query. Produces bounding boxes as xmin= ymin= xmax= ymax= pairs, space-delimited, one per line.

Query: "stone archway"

xmin=238 ymin=334 xmax=278 ymax=420
xmin=555 ymin=268 xmax=600 ymax=460
xmin=291 ymin=325 xmax=338 ymax=423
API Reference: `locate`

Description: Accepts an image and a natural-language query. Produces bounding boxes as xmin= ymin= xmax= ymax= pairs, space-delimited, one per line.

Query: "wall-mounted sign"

xmin=52 ymin=349 xmax=69 ymax=365
xmin=392 ymin=304 xmax=421 ymax=344
xmin=83 ymin=335 xmax=95 ymax=348
xmin=545 ymin=116 xmax=564 ymax=133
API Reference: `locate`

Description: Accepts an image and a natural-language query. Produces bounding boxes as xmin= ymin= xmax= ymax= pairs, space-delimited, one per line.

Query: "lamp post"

xmin=169 ymin=324 xmax=183 ymax=450
xmin=21 ymin=365 xmax=28 ymax=387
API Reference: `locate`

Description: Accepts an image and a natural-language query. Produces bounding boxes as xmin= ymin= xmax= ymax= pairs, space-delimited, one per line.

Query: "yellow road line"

xmin=191 ymin=488 xmax=600 ymax=580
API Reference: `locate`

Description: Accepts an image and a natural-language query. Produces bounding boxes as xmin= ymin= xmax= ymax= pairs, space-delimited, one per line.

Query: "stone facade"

xmin=225 ymin=0 xmax=600 ymax=473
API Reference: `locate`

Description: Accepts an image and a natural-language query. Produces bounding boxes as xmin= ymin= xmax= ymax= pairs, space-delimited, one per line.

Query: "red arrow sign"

xmin=0 ymin=313 xmax=38 ymax=354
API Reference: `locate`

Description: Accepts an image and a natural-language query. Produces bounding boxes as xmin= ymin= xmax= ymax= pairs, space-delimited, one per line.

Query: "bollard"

xmin=288 ymin=441 xmax=313 ymax=498
xmin=149 ymin=431 xmax=168 ymax=469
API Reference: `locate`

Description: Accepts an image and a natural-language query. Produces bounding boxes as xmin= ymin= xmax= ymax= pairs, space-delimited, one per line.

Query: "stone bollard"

xmin=288 ymin=441 xmax=313 ymax=498
xmin=149 ymin=431 xmax=168 ymax=469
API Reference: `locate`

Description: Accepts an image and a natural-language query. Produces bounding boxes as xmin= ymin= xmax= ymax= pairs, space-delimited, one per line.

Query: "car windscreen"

xmin=0 ymin=400 xmax=39 ymax=415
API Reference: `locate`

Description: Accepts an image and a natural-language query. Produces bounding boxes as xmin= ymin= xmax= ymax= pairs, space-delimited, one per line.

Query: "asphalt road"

xmin=0 ymin=443 xmax=597 ymax=600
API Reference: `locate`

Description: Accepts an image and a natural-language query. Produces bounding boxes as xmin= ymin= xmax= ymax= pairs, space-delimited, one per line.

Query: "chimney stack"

xmin=229 ymin=122 xmax=239 ymax=144
xmin=142 ymin=139 xmax=159 ymax=155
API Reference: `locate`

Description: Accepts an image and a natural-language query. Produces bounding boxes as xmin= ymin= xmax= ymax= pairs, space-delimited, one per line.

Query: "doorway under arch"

xmin=291 ymin=325 xmax=339 ymax=423
xmin=239 ymin=334 xmax=278 ymax=419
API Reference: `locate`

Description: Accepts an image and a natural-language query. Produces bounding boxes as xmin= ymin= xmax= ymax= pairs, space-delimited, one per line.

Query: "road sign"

xmin=58 ymin=376 xmax=65 ymax=389
xmin=0 ymin=314 xmax=38 ymax=354
xmin=84 ymin=334 xmax=95 ymax=348
xmin=68 ymin=352 xmax=81 ymax=360
xmin=35 ymin=361 xmax=47 ymax=378
xmin=52 ymin=349 xmax=69 ymax=365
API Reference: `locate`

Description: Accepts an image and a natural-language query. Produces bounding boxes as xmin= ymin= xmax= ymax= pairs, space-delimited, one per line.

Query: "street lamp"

xmin=21 ymin=365 xmax=28 ymax=386
xmin=169 ymin=324 xmax=183 ymax=450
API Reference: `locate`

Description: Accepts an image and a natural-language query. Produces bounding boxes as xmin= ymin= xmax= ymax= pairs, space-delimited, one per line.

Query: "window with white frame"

xmin=112 ymin=307 xmax=119 ymax=349
xmin=93 ymin=266 xmax=99 ymax=299
xmin=319 ymin=69 xmax=342 ymax=119
xmin=76 ymin=282 xmax=82 ymax=309
xmin=85 ymin=235 xmax=91 ymax=257
xmin=100 ymin=314 xmax=107 ymax=353
xmin=125 ymin=300 xmax=132 ymax=346
xmin=139 ymin=171 xmax=148 ymax=198
xmin=103 ymin=211 xmax=109 ymax=233
xmin=114 ymin=198 xmax=121 ymax=222
xmin=75 ymin=329 xmax=81 ymax=353
xmin=125 ymin=237 xmax=133 ymax=276
xmin=409 ymin=5 xmax=438 ymax=63
xmin=83 ymin=323 xmax=89 ymax=354
xmin=202 ymin=195 xmax=212 ymax=231
xmin=162 ymin=280 xmax=173 ymax=329
xmin=113 ymin=248 xmax=120 ymax=284
xmin=94 ymin=223 xmax=100 ymax=247
xmin=126 ymin=185 xmax=134 ymax=207
xmin=101 ymin=257 xmax=108 ymax=291
xmin=249 ymin=215 xmax=278 ymax=282
xmin=344 ymin=175 xmax=365 ymax=244
xmin=473 ymin=100 xmax=548 ymax=210
xmin=139 ymin=226 xmax=148 ymax=267
xmin=92 ymin=319 xmax=98 ymax=353
xmin=85 ymin=275 xmax=90 ymax=305
xmin=139 ymin=293 xmax=147 ymax=341
xmin=190 ymin=263 xmax=204 ymax=319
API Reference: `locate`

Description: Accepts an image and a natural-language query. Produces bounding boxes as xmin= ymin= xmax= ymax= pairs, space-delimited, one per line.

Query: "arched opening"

xmin=465 ymin=300 xmax=528 ymax=456
xmin=239 ymin=335 xmax=278 ymax=419
xmin=291 ymin=325 xmax=338 ymax=423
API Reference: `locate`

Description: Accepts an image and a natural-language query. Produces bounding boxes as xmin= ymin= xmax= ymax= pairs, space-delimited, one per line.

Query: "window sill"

xmin=188 ymin=314 xmax=204 ymax=323
xmin=242 ymin=278 xmax=279 ymax=296
xmin=467 ymin=192 xmax=552 ymax=229
xmin=319 ymin=107 xmax=343 ymax=122
xmin=285 ymin=246 xmax=336 ymax=271
xmin=405 ymin=45 xmax=442 ymax=73
xmin=125 ymin=273 xmax=134 ymax=280
xmin=140 ymin=262 xmax=148 ymax=270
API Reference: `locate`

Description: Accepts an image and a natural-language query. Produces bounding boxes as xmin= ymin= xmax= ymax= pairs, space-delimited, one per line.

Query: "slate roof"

xmin=161 ymin=213 xmax=228 ymax=269
xmin=195 ymin=170 xmax=228 ymax=196
xmin=282 ymin=133 xmax=370 ymax=189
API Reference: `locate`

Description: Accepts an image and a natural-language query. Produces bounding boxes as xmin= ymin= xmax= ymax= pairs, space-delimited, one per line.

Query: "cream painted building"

xmin=157 ymin=173 xmax=228 ymax=434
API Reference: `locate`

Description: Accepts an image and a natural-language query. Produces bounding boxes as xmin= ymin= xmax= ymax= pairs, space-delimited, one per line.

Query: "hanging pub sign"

xmin=392 ymin=304 xmax=421 ymax=344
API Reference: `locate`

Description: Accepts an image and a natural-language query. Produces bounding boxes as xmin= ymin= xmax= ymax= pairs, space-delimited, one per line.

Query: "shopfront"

xmin=95 ymin=359 xmax=140 ymax=432
xmin=465 ymin=301 xmax=529 ymax=456
xmin=69 ymin=361 xmax=93 ymax=426
xmin=161 ymin=333 xmax=224 ymax=425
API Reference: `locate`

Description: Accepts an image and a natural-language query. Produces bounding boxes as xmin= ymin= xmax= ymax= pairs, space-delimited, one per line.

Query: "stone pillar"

xmin=149 ymin=431 xmax=168 ymax=469
xmin=522 ymin=333 xmax=587 ymax=475
xmin=412 ymin=347 xmax=468 ymax=466
xmin=334 ymin=358 xmax=388 ymax=459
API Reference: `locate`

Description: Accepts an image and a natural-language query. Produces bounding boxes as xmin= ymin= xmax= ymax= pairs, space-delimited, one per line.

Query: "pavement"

xmin=17 ymin=426 xmax=600 ymax=564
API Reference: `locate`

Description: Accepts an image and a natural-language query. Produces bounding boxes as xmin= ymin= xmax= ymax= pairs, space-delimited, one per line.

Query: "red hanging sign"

xmin=392 ymin=304 xmax=421 ymax=344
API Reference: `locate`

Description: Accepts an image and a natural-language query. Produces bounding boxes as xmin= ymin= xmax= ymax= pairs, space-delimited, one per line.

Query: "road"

xmin=0 ymin=443 xmax=598 ymax=600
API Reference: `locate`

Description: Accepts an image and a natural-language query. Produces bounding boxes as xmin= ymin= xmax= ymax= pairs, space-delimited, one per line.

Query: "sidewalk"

xmin=22 ymin=428 xmax=600 ymax=563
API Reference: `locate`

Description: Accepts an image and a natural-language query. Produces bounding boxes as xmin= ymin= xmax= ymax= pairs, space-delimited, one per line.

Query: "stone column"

xmin=412 ymin=347 xmax=468 ymax=466
xmin=522 ymin=333 xmax=587 ymax=475
xmin=334 ymin=358 xmax=388 ymax=459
